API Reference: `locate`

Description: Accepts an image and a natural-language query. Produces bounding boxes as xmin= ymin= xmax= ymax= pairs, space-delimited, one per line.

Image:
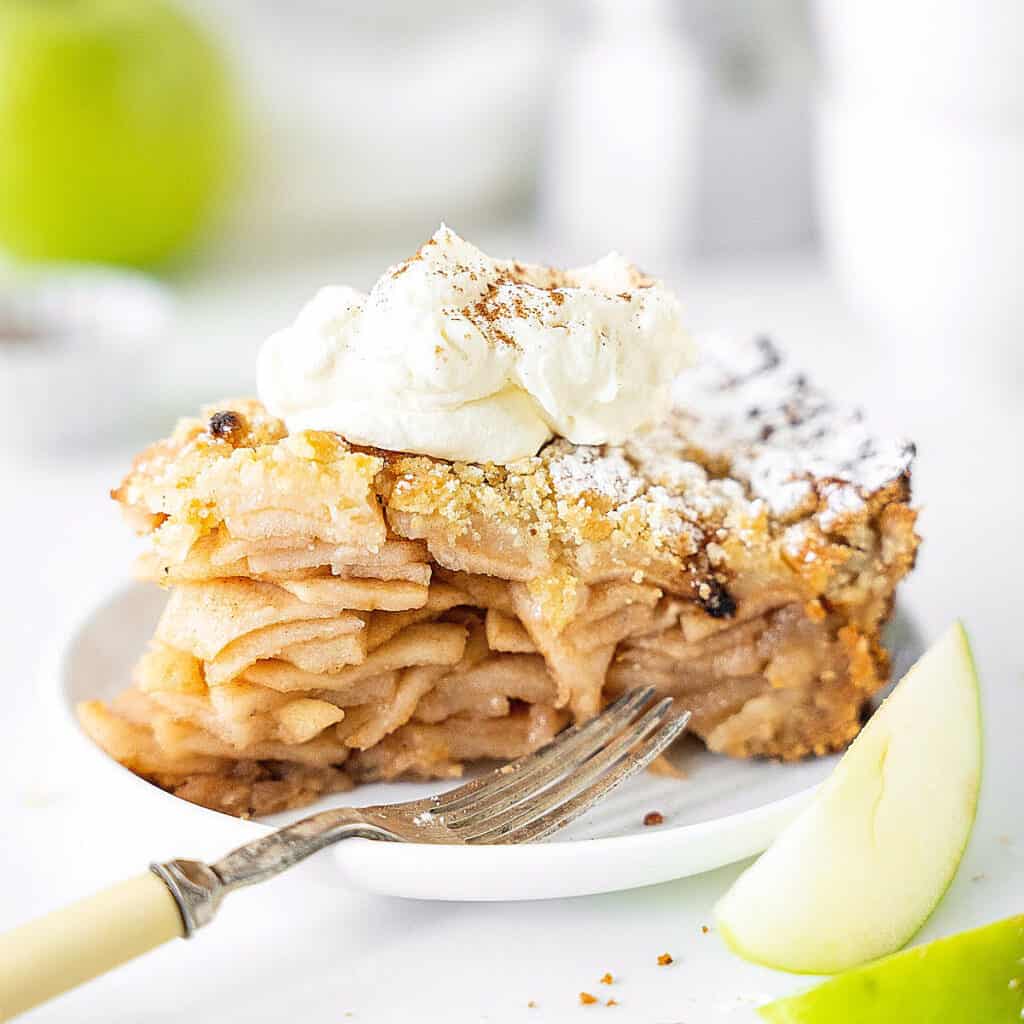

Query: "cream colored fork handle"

xmin=0 ymin=873 xmax=183 ymax=1022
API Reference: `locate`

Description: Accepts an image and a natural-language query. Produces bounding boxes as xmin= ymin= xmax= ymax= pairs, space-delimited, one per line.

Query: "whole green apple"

xmin=0 ymin=0 xmax=239 ymax=266
xmin=759 ymin=914 xmax=1024 ymax=1023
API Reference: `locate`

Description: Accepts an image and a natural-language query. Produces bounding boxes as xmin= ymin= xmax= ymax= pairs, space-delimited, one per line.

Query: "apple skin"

xmin=0 ymin=0 xmax=239 ymax=267
xmin=716 ymin=622 xmax=982 ymax=974
xmin=759 ymin=914 xmax=1024 ymax=1024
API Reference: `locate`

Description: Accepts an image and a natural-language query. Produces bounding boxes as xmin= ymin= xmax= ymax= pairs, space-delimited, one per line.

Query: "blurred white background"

xmin=203 ymin=0 xmax=817 ymax=266
xmin=0 ymin=4 xmax=1021 ymax=1022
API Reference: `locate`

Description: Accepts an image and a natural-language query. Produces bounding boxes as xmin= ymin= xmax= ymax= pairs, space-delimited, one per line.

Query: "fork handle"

xmin=0 ymin=807 xmax=381 ymax=1020
xmin=0 ymin=873 xmax=184 ymax=1021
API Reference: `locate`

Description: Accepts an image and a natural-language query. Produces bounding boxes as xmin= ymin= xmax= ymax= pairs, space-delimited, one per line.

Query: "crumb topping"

xmin=381 ymin=334 xmax=913 ymax=565
xmin=113 ymin=335 xmax=915 ymax=631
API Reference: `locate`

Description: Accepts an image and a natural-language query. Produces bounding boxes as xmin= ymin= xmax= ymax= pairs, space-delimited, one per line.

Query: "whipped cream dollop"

xmin=257 ymin=226 xmax=692 ymax=464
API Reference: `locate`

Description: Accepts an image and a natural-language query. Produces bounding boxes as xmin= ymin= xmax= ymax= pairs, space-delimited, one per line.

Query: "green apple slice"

xmin=758 ymin=914 xmax=1024 ymax=1023
xmin=716 ymin=622 xmax=982 ymax=974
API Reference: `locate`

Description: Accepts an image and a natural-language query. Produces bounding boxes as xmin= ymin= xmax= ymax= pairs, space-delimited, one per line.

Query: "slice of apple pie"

xmin=79 ymin=334 xmax=918 ymax=818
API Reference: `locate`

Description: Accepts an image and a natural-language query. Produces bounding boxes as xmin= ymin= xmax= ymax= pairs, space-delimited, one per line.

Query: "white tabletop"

xmin=1 ymin=248 xmax=1021 ymax=1023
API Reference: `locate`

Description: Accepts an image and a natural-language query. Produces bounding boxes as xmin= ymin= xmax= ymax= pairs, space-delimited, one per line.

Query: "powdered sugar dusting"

xmin=819 ymin=482 xmax=866 ymax=529
xmin=671 ymin=334 xmax=914 ymax=519
xmin=548 ymin=443 xmax=644 ymax=503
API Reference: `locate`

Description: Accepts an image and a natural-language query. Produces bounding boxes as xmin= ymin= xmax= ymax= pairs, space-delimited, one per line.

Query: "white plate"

xmin=56 ymin=582 xmax=922 ymax=901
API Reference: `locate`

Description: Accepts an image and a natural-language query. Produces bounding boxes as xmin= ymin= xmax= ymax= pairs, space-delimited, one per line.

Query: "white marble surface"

xmin=1 ymin=250 xmax=1021 ymax=1023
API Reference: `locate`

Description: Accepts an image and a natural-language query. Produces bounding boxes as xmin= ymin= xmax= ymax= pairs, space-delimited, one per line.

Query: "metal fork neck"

xmin=152 ymin=807 xmax=388 ymax=936
xmin=150 ymin=860 xmax=223 ymax=937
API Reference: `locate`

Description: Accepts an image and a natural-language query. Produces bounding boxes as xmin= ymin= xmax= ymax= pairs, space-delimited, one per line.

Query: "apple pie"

xmin=79 ymin=334 xmax=918 ymax=817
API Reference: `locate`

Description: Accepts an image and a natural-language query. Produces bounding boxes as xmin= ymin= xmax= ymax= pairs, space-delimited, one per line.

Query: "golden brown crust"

xmin=156 ymin=761 xmax=353 ymax=819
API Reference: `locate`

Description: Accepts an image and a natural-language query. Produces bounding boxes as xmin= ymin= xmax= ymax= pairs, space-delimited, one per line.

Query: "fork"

xmin=0 ymin=688 xmax=689 ymax=1021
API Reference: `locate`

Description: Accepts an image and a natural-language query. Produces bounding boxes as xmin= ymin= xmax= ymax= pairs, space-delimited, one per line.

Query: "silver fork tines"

xmin=431 ymin=686 xmax=655 ymax=821
xmin=153 ymin=688 xmax=691 ymax=936
xmin=456 ymin=697 xmax=685 ymax=843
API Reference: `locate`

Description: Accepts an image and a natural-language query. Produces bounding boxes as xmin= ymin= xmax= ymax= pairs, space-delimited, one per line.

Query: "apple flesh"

xmin=0 ymin=0 xmax=239 ymax=267
xmin=716 ymin=622 xmax=982 ymax=974
xmin=758 ymin=914 xmax=1024 ymax=1023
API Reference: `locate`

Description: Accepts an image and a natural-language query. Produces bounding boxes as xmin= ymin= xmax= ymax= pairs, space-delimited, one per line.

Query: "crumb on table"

xmin=600 ymin=972 xmax=613 ymax=985
xmin=643 ymin=811 xmax=664 ymax=827
xmin=606 ymin=998 xmax=619 ymax=1007
xmin=580 ymin=991 xmax=598 ymax=1006
xmin=657 ymin=953 xmax=674 ymax=966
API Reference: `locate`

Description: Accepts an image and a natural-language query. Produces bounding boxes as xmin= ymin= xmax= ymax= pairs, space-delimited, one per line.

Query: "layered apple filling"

xmin=79 ymin=335 xmax=918 ymax=817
